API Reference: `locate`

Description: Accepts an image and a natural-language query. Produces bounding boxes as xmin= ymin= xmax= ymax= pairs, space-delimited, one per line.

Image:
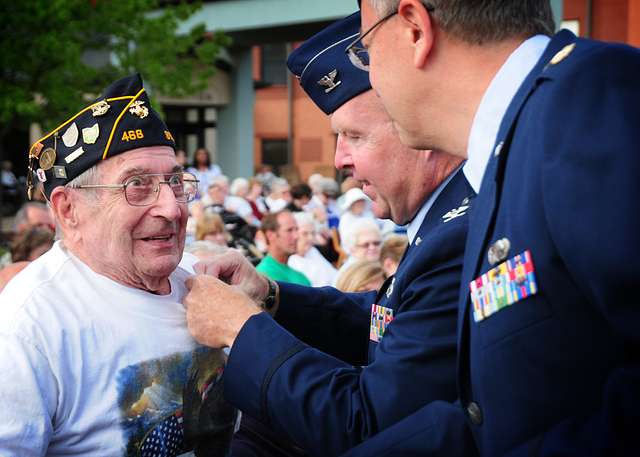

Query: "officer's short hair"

xmin=369 ymin=0 xmax=555 ymax=45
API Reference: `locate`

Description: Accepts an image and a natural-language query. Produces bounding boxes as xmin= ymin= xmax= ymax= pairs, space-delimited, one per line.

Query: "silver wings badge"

xmin=317 ymin=69 xmax=342 ymax=93
xmin=442 ymin=198 xmax=471 ymax=223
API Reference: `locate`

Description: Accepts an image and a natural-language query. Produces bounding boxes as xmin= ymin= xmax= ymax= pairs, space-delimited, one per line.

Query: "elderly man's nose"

xmin=152 ymin=183 xmax=182 ymax=219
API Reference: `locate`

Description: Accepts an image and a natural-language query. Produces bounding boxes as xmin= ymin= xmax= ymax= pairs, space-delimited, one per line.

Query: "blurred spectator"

xmin=1 ymin=161 xmax=20 ymax=214
xmin=255 ymin=164 xmax=276 ymax=190
xmin=312 ymin=177 xmax=340 ymax=229
xmin=187 ymin=147 xmax=222 ymax=199
xmin=380 ymin=235 xmax=408 ymax=278
xmin=12 ymin=201 xmax=55 ymax=234
xmin=307 ymin=173 xmax=324 ymax=195
xmin=256 ymin=211 xmax=310 ymax=286
xmin=335 ymin=176 xmax=361 ymax=214
xmin=246 ymin=178 xmax=267 ymax=222
xmin=265 ymin=178 xmax=291 ymax=213
xmin=175 ymin=149 xmax=188 ymax=168
xmin=335 ymin=260 xmax=385 ymax=293
xmin=229 ymin=177 xmax=259 ymax=226
xmin=338 ymin=187 xmax=374 ymax=244
xmin=10 ymin=226 xmax=55 ymax=262
xmin=288 ymin=212 xmax=337 ymax=287
xmin=286 ymin=184 xmax=312 ymax=212
xmin=336 ymin=218 xmax=382 ymax=284
xmin=184 ymin=240 xmax=228 ymax=261
xmin=195 ymin=213 xmax=231 ymax=247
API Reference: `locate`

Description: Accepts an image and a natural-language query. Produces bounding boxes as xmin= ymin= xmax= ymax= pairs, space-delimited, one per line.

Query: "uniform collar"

xmin=406 ymin=164 xmax=462 ymax=244
xmin=463 ymin=34 xmax=550 ymax=193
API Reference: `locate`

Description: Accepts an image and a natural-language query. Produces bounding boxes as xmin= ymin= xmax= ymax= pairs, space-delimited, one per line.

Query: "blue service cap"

xmin=287 ymin=11 xmax=371 ymax=115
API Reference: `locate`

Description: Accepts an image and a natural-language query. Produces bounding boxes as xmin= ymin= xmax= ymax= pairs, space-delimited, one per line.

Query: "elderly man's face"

xmin=73 ymin=146 xmax=187 ymax=290
xmin=333 ymin=91 xmax=427 ymax=224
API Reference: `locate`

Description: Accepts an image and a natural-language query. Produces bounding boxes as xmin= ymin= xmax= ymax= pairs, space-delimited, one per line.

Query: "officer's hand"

xmin=194 ymin=249 xmax=269 ymax=303
xmin=184 ymin=275 xmax=262 ymax=348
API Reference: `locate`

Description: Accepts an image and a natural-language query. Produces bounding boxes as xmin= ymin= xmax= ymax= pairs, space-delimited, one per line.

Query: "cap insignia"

xmin=82 ymin=123 xmax=100 ymax=145
xmin=129 ymin=100 xmax=149 ymax=119
xmin=62 ymin=123 xmax=79 ymax=148
xmin=91 ymin=100 xmax=111 ymax=117
xmin=317 ymin=69 xmax=342 ymax=93
xmin=550 ymin=43 xmax=576 ymax=66
xmin=39 ymin=147 xmax=56 ymax=171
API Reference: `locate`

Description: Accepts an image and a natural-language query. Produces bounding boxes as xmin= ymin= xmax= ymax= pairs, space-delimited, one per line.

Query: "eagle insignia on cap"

xmin=317 ymin=69 xmax=342 ymax=94
xmin=91 ymin=100 xmax=110 ymax=117
xmin=129 ymin=100 xmax=149 ymax=119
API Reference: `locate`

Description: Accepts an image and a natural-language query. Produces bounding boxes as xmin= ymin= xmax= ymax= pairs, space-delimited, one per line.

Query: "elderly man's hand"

xmin=194 ymin=249 xmax=269 ymax=303
xmin=184 ymin=275 xmax=263 ymax=348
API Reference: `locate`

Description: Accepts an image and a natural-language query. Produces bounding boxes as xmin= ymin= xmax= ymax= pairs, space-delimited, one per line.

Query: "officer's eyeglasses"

xmin=345 ymin=3 xmax=435 ymax=72
xmin=69 ymin=172 xmax=199 ymax=207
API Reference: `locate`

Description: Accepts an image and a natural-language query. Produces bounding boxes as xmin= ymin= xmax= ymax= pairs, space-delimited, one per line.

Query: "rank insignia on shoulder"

xmin=129 ymin=100 xmax=149 ymax=119
xmin=469 ymin=250 xmax=538 ymax=323
xmin=550 ymin=43 xmax=576 ymax=66
xmin=442 ymin=199 xmax=470 ymax=223
xmin=370 ymin=304 xmax=394 ymax=343
xmin=317 ymin=69 xmax=342 ymax=93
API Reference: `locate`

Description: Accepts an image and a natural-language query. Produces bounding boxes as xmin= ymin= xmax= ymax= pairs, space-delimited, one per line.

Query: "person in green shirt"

xmin=256 ymin=210 xmax=311 ymax=286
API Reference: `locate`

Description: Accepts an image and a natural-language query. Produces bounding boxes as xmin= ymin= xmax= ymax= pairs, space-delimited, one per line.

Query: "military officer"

xmin=340 ymin=1 xmax=640 ymax=455
xmin=183 ymin=12 xmax=475 ymax=456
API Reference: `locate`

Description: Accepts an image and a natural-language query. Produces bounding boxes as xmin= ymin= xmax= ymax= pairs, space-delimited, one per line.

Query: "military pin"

xmin=550 ymin=43 xmax=576 ymax=65
xmin=386 ymin=277 xmax=396 ymax=298
xmin=129 ymin=100 xmax=149 ymax=119
xmin=36 ymin=168 xmax=47 ymax=183
xmin=415 ymin=236 xmax=422 ymax=246
xmin=91 ymin=100 xmax=110 ymax=117
xmin=317 ymin=69 xmax=342 ymax=93
xmin=65 ymin=146 xmax=84 ymax=164
xmin=488 ymin=238 xmax=511 ymax=265
xmin=82 ymin=123 xmax=99 ymax=144
xmin=32 ymin=142 xmax=44 ymax=158
xmin=39 ymin=147 xmax=56 ymax=170
xmin=494 ymin=141 xmax=504 ymax=157
xmin=62 ymin=122 xmax=79 ymax=147
xmin=53 ymin=166 xmax=67 ymax=179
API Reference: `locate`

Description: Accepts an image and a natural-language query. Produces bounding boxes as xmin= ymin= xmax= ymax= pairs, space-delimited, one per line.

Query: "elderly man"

xmin=183 ymin=13 xmax=471 ymax=456
xmin=0 ymin=75 xmax=236 ymax=456
xmin=340 ymin=1 xmax=640 ymax=456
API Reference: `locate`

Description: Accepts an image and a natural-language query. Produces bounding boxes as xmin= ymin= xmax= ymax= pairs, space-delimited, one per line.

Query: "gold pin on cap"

xmin=550 ymin=43 xmax=576 ymax=66
xmin=91 ymin=100 xmax=110 ymax=117
xmin=39 ymin=148 xmax=56 ymax=170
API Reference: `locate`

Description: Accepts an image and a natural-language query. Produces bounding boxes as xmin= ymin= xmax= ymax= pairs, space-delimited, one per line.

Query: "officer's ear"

xmin=398 ymin=0 xmax=435 ymax=69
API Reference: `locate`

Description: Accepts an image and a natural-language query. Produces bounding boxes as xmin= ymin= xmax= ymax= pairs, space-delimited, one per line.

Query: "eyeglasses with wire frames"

xmin=68 ymin=172 xmax=199 ymax=207
xmin=355 ymin=240 xmax=383 ymax=250
xmin=345 ymin=3 xmax=435 ymax=72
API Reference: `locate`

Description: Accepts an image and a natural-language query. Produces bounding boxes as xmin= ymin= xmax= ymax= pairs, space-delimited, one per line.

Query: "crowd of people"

xmin=0 ymin=0 xmax=638 ymax=455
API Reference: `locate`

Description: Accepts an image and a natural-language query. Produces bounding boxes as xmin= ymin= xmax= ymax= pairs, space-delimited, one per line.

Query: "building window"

xmin=262 ymin=139 xmax=289 ymax=173
xmin=261 ymin=43 xmax=288 ymax=86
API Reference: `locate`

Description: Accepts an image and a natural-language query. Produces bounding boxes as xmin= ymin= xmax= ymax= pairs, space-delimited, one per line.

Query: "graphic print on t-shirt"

xmin=116 ymin=347 xmax=237 ymax=457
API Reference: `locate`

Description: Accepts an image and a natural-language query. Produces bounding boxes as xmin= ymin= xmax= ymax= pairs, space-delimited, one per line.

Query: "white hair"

xmin=342 ymin=218 xmax=381 ymax=255
xmin=229 ymin=177 xmax=249 ymax=196
xmin=54 ymin=164 xmax=102 ymax=239
xmin=293 ymin=211 xmax=315 ymax=229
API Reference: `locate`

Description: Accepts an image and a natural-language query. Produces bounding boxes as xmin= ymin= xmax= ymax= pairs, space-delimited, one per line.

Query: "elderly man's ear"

xmin=49 ymin=188 xmax=81 ymax=236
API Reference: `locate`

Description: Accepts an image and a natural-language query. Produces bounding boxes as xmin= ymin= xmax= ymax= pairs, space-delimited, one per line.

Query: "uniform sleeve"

xmin=532 ymin=43 xmax=640 ymax=456
xmin=275 ymin=283 xmax=371 ymax=366
xmin=224 ymin=228 xmax=461 ymax=456
xmin=0 ymin=332 xmax=58 ymax=456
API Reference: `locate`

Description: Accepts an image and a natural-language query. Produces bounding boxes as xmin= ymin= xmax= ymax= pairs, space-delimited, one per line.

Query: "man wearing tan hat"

xmin=0 ymin=75 xmax=235 ymax=456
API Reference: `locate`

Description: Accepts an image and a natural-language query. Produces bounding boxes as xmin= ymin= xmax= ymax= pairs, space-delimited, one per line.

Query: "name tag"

xmin=370 ymin=304 xmax=394 ymax=342
xmin=469 ymin=250 xmax=538 ymax=322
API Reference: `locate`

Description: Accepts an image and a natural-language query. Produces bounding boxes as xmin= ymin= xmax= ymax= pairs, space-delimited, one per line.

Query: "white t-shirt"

xmin=288 ymin=246 xmax=337 ymax=288
xmin=0 ymin=242 xmax=235 ymax=456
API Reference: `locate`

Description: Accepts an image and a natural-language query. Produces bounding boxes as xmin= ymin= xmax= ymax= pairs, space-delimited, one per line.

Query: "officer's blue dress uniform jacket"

xmin=341 ymin=30 xmax=640 ymax=457
xmin=224 ymin=169 xmax=473 ymax=456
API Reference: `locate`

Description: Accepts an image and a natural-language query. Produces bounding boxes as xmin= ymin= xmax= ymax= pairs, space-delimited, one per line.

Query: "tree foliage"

xmin=0 ymin=0 xmax=230 ymax=158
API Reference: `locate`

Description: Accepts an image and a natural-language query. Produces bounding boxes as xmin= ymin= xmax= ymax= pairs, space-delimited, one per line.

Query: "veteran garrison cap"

xmin=27 ymin=74 xmax=176 ymax=199
xmin=287 ymin=12 xmax=371 ymax=115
